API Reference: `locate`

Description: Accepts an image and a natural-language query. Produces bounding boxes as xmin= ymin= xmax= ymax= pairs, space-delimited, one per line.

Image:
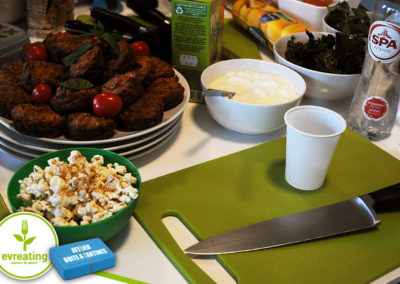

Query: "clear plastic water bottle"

xmin=347 ymin=0 xmax=400 ymax=141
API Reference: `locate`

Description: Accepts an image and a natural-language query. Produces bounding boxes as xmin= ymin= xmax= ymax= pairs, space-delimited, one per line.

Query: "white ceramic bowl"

xmin=273 ymin=32 xmax=361 ymax=100
xmin=201 ymin=59 xmax=306 ymax=135
xmin=277 ymin=0 xmax=361 ymax=31
xmin=322 ymin=14 xmax=339 ymax=33
xmin=322 ymin=12 xmax=372 ymax=38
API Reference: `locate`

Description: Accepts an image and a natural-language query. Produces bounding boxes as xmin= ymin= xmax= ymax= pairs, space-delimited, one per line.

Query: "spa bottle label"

xmin=368 ymin=21 xmax=400 ymax=63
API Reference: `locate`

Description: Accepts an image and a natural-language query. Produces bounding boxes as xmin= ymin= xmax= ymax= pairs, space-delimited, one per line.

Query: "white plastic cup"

xmin=284 ymin=106 xmax=346 ymax=190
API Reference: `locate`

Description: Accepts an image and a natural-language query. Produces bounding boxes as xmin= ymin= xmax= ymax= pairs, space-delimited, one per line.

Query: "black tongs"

xmin=64 ymin=7 xmax=172 ymax=62
xmin=91 ymin=8 xmax=171 ymax=62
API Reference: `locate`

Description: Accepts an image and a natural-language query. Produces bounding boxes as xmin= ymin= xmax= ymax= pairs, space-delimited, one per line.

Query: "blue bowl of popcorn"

xmin=7 ymin=148 xmax=141 ymax=244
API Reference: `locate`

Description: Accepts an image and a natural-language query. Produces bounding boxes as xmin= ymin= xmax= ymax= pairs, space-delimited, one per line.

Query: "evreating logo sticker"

xmin=0 ymin=212 xmax=58 ymax=280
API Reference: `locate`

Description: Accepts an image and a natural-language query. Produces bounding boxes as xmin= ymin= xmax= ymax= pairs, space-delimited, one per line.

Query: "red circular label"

xmin=362 ymin=96 xmax=388 ymax=120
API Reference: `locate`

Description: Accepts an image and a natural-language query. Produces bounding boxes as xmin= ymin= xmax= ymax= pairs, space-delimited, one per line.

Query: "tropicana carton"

xmin=171 ymin=0 xmax=224 ymax=103
xmin=231 ymin=0 xmax=307 ymax=49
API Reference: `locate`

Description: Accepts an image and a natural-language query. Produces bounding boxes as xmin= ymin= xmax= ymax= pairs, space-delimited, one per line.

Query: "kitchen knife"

xmin=185 ymin=182 xmax=400 ymax=255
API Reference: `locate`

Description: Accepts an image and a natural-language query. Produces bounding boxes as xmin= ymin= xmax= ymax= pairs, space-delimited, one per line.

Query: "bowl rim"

xmin=273 ymin=32 xmax=363 ymax=77
xmin=201 ymin=59 xmax=306 ymax=107
xmin=322 ymin=14 xmax=340 ymax=33
xmin=278 ymin=0 xmax=340 ymax=11
xmin=7 ymin=147 xmax=142 ymax=230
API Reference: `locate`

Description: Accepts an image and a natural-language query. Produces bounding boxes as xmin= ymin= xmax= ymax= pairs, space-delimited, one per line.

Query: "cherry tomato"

xmin=25 ymin=46 xmax=47 ymax=61
xmin=91 ymin=36 xmax=100 ymax=43
xmin=129 ymin=41 xmax=150 ymax=56
xmin=91 ymin=36 xmax=108 ymax=47
xmin=92 ymin=92 xmax=123 ymax=117
xmin=32 ymin=84 xmax=53 ymax=104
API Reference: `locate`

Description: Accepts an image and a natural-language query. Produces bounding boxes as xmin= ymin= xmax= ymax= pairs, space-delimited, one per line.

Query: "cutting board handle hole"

xmin=162 ymin=215 xmax=237 ymax=284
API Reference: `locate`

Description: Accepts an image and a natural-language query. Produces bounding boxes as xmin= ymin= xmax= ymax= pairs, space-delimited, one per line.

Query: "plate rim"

xmin=0 ymin=125 xmax=179 ymax=162
xmin=125 ymin=126 xmax=178 ymax=161
xmin=0 ymin=113 xmax=182 ymax=153
xmin=0 ymin=118 xmax=181 ymax=158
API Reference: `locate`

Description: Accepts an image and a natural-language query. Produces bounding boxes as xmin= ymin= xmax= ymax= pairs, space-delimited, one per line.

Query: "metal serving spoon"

xmin=202 ymin=88 xmax=236 ymax=99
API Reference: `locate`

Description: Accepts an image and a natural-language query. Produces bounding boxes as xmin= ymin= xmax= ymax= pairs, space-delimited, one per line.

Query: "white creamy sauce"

xmin=208 ymin=70 xmax=298 ymax=104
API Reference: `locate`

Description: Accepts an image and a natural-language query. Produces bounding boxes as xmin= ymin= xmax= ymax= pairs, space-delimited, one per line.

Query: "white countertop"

xmin=1 ymin=1 xmax=400 ymax=283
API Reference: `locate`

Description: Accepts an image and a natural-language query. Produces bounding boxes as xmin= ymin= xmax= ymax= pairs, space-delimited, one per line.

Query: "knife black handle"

xmin=65 ymin=20 xmax=97 ymax=35
xmin=369 ymin=182 xmax=400 ymax=212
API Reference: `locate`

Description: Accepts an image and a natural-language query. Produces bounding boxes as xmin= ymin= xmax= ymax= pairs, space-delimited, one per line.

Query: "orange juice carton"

xmin=231 ymin=0 xmax=308 ymax=49
xmin=171 ymin=0 xmax=224 ymax=103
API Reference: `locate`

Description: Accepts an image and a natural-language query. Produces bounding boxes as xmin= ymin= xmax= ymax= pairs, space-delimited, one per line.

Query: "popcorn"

xmin=76 ymin=204 xmax=87 ymax=217
xmin=31 ymin=200 xmax=52 ymax=212
xmin=119 ymin=194 xmax=131 ymax=204
xmin=78 ymin=190 xmax=89 ymax=202
xmin=50 ymin=176 xmax=67 ymax=193
xmin=17 ymin=151 xmax=139 ymax=226
xmin=112 ymin=202 xmax=127 ymax=213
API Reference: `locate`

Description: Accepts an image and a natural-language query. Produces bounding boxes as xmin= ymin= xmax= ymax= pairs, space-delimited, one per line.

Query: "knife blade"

xmin=185 ymin=182 xmax=400 ymax=255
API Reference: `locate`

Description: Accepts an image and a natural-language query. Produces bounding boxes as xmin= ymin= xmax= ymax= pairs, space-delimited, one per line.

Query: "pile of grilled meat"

xmin=0 ymin=32 xmax=184 ymax=140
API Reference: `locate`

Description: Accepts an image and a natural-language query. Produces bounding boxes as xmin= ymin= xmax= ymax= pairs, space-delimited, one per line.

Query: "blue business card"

xmin=50 ymin=238 xmax=115 ymax=280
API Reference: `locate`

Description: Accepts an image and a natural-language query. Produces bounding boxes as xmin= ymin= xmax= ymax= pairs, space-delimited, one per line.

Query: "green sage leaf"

xmin=62 ymin=78 xmax=94 ymax=90
xmin=110 ymin=33 xmax=123 ymax=42
xmin=62 ymin=42 xmax=94 ymax=66
xmin=98 ymin=21 xmax=105 ymax=34
xmin=102 ymin=32 xmax=120 ymax=57
xmin=90 ymin=29 xmax=102 ymax=39
xmin=74 ymin=32 xmax=95 ymax=40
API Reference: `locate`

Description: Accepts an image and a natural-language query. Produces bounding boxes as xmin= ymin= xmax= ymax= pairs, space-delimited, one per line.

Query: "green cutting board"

xmin=134 ymin=129 xmax=400 ymax=283
xmin=0 ymin=193 xmax=9 ymax=221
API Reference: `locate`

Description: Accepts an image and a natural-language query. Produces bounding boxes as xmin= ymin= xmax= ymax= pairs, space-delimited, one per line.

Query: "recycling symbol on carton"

xmin=176 ymin=6 xmax=183 ymax=15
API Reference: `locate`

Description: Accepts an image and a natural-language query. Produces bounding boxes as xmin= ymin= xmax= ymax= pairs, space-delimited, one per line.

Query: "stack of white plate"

xmin=0 ymin=72 xmax=190 ymax=161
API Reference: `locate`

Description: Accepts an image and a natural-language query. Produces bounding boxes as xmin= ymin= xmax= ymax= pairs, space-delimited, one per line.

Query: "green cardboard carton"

xmin=172 ymin=0 xmax=224 ymax=103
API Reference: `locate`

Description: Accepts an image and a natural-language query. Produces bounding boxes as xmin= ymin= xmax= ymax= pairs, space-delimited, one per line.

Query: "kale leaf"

xmin=284 ymin=31 xmax=366 ymax=74
xmin=325 ymin=2 xmax=371 ymax=38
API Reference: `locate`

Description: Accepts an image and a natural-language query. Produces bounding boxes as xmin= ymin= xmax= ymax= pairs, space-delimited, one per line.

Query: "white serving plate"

xmin=0 ymin=70 xmax=190 ymax=145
